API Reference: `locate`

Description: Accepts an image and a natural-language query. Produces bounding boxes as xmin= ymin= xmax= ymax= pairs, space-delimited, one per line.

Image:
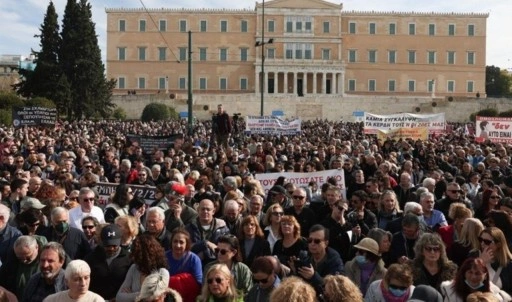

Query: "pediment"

xmin=258 ymin=0 xmax=342 ymax=10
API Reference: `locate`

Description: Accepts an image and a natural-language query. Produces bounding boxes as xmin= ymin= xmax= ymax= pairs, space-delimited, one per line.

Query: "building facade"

xmin=105 ymin=0 xmax=488 ymax=98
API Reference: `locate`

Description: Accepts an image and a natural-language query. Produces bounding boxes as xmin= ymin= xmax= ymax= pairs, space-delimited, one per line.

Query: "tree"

xmin=486 ymin=65 xmax=512 ymax=97
xmin=141 ymin=103 xmax=171 ymax=122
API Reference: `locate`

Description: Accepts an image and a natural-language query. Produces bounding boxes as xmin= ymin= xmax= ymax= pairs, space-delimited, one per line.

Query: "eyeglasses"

xmin=215 ymin=248 xmax=231 ymax=255
xmin=292 ymin=195 xmax=305 ymax=200
xmin=424 ymin=246 xmax=441 ymax=253
xmin=16 ymin=160 xmax=24 ymax=163
xmin=84 ymin=166 xmax=92 ymax=169
xmin=253 ymin=276 xmax=270 ymax=284
xmin=388 ymin=284 xmax=408 ymax=291
xmin=307 ymin=238 xmax=324 ymax=244
xmin=82 ymin=198 xmax=95 ymax=202
xmin=271 ymin=212 xmax=284 ymax=217
xmin=69 ymin=197 xmax=78 ymax=201
xmin=490 ymin=196 xmax=501 ymax=199
xmin=82 ymin=225 xmax=95 ymax=229
xmin=448 ymin=190 xmax=462 ymax=194
xmin=478 ymin=237 xmax=494 ymax=246
xmin=207 ymin=277 xmax=224 ymax=284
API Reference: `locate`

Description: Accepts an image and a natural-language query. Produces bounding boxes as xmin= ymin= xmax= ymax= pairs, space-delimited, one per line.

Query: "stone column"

xmin=340 ymin=71 xmax=345 ymax=96
xmin=255 ymin=69 xmax=260 ymax=94
xmin=303 ymin=72 xmax=308 ymax=96
xmin=313 ymin=72 xmax=317 ymax=94
xmin=283 ymin=72 xmax=288 ymax=94
xmin=293 ymin=72 xmax=298 ymax=95
xmin=322 ymin=72 xmax=327 ymax=94
xmin=264 ymin=71 xmax=268 ymax=94
xmin=273 ymin=72 xmax=277 ymax=94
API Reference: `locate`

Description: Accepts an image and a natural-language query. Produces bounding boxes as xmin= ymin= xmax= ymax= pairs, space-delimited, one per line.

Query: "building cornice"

xmin=341 ymin=11 xmax=489 ymax=18
xmin=105 ymin=7 xmax=255 ymax=14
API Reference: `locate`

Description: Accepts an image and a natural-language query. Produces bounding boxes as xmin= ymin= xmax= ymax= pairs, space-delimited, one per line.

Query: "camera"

xmin=294 ymin=250 xmax=311 ymax=269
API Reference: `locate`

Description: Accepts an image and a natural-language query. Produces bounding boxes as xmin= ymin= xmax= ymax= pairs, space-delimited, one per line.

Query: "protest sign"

xmin=245 ymin=116 xmax=301 ymax=135
xmin=475 ymin=116 xmax=512 ymax=143
xmin=377 ymin=127 xmax=429 ymax=141
xmin=364 ymin=112 xmax=445 ymax=134
xmin=96 ymin=182 xmax=157 ymax=208
xmin=12 ymin=107 xmax=57 ymax=128
xmin=126 ymin=134 xmax=184 ymax=152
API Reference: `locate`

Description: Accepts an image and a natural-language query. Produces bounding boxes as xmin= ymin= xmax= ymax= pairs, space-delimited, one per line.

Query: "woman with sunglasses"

xmin=485 ymin=210 xmax=512 ymax=251
xmin=271 ymin=215 xmax=307 ymax=267
xmin=239 ymin=215 xmax=271 ymax=268
xmin=263 ymin=204 xmax=284 ymax=253
xmin=198 ymin=263 xmax=243 ymax=302
xmin=469 ymin=227 xmax=512 ymax=294
xmin=365 ymin=263 xmax=415 ymax=301
xmin=81 ymin=216 xmax=99 ymax=249
xmin=345 ymin=238 xmax=386 ymax=296
xmin=475 ymin=189 xmax=501 ymax=221
xmin=408 ymin=233 xmax=457 ymax=291
xmin=203 ymin=235 xmax=253 ymax=294
xmin=440 ymin=258 xmax=511 ymax=302
xmin=246 ymin=256 xmax=280 ymax=302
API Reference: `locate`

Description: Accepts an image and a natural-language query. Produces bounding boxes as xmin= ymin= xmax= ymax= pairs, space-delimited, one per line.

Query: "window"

xmin=467 ymin=81 xmax=474 ymax=93
xmin=349 ymin=50 xmax=357 ymax=63
xmin=448 ymin=24 xmax=455 ymax=36
xmin=388 ymin=80 xmax=396 ymax=92
xmin=286 ymin=21 xmax=293 ymax=32
xmin=349 ymin=22 xmax=356 ymax=34
xmin=179 ymin=20 xmax=187 ymax=32
xmin=158 ymin=47 xmax=166 ymax=61
xmin=323 ymin=21 xmax=330 ymax=33
xmin=468 ymin=24 xmax=475 ymax=36
xmin=388 ymin=50 xmax=396 ymax=64
xmin=369 ymin=23 xmax=376 ymax=34
xmin=304 ymin=44 xmax=312 ymax=59
xmin=296 ymin=21 xmax=302 ymax=32
xmin=138 ymin=47 xmax=146 ymax=61
xmin=118 ymin=77 xmax=125 ymax=89
xmin=322 ymin=49 xmax=330 ymax=60
xmin=138 ymin=77 xmax=145 ymax=89
xmin=389 ymin=23 xmax=396 ymax=35
xmin=220 ymin=78 xmax=227 ymax=90
xmin=158 ymin=77 xmax=166 ymax=89
xmin=200 ymin=20 xmax=207 ymax=32
xmin=220 ymin=48 xmax=227 ymax=61
xmin=305 ymin=21 xmax=312 ymax=32
xmin=268 ymin=20 xmax=275 ymax=32
xmin=240 ymin=78 xmax=248 ymax=90
xmin=447 ymin=51 xmax=455 ymax=64
xmin=428 ymin=51 xmax=436 ymax=64
xmin=179 ymin=47 xmax=187 ymax=61
xmin=199 ymin=48 xmax=207 ymax=61
xmin=348 ymin=79 xmax=356 ymax=91
xmin=428 ymin=24 xmax=435 ymax=36
xmin=199 ymin=78 xmax=207 ymax=90
xmin=241 ymin=20 xmax=248 ymax=32
xmin=447 ymin=80 xmax=455 ymax=92
xmin=368 ymin=79 xmax=376 ymax=91
xmin=139 ymin=20 xmax=146 ymax=32
xmin=220 ymin=20 xmax=228 ymax=32
xmin=240 ymin=48 xmax=248 ymax=61
xmin=408 ymin=80 xmax=415 ymax=92
xmin=179 ymin=77 xmax=186 ymax=89
xmin=267 ymin=48 xmax=275 ymax=59
xmin=118 ymin=47 xmax=126 ymax=61
xmin=285 ymin=46 xmax=293 ymax=59
xmin=408 ymin=50 xmax=416 ymax=64
xmin=368 ymin=50 xmax=377 ymax=63
xmin=159 ymin=20 xmax=167 ymax=32
xmin=119 ymin=20 xmax=126 ymax=32
xmin=409 ymin=23 xmax=416 ymax=35
xmin=467 ymin=52 xmax=475 ymax=65
xmin=295 ymin=47 xmax=302 ymax=59
xmin=428 ymin=80 xmax=434 ymax=92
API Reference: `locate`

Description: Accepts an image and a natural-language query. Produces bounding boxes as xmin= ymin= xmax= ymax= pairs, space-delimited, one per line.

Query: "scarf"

xmin=380 ymin=281 xmax=410 ymax=302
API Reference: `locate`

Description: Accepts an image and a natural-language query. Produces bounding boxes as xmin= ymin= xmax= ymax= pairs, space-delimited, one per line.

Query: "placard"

xmin=364 ymin=112 xmax=445 ymax=134
xmin=12 ymin=107 xmax=57 ymax=128
xmin=245 ymin=116 xmax=301 ymax=135
xmin=475 ymin=116 xmax=512 ymax=143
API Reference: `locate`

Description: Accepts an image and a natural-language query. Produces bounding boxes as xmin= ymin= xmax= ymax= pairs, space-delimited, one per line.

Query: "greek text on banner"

xmin=475 ymin=116 xmax=512 ymax=143
xmin=377 ymin=127 xmax=429 ymax=141
xmin=245 ymin=116 xmax=301 ymax=135
xmin=363 ymin=112 xmax=445 ymax=134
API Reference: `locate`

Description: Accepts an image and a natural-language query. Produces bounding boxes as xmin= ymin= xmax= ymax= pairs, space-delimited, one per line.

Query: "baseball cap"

xmin=20 ymin=197 xmax=46 ymax=210
xmin=101 ymin=224 xmax=122 ymax=246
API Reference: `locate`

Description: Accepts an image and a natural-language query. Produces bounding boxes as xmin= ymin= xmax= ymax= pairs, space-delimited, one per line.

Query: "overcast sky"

xmin=1 ymin=0 xmax=510 ymax=69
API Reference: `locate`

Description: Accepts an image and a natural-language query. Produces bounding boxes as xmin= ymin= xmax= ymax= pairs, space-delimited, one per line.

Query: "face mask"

xmin=465 ymin=279 xmax=484 ymax=290
xmin=389 ymin=288 xmax=406 ymax=297
xmin=54 ymin=222 xmax=69 ymax=234
xmin=355 ymin=255 xmax=367 ymax=265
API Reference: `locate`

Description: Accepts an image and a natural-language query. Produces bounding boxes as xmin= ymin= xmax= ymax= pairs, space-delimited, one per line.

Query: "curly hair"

xmin=269 ymin=276 xmax=316 ymax=302
xmin=324 ymin=275 xmax=363 ymax=302
xmin=130 ymin=234 xmax=167 ymax=275
xmin=384 ymin=264 xmax=413 ymax=287
xmin=412 ymin=233 xmax=452 ymax=268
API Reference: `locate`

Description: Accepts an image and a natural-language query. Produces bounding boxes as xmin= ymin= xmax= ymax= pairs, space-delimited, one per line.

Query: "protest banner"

xmin=126 ymin=134 xmax=184 ymax=152
xmin=255 ymin=169 xmax=346 ymax=198
xmin=12 ymin=106 xmax=57 ymax=128
xmin=377 ymin=127 xmax=429 ymax=141
xmin=245 ymin=115 xmax=301 ymax=135
xmin=475 ymin=116 xmax=512 ymax=143
xmin=363 ymin=112 xmax=445 ymax=134
xmin=96 ymin=182 xmax=157 ymax=208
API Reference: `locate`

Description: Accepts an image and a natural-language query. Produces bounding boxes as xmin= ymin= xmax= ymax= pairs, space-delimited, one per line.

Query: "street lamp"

xmin=255 ymin=0 xmax=273 ymax=117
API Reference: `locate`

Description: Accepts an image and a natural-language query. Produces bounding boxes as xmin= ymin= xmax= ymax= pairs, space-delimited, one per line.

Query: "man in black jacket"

xmin=213 ymin=104 xmax=232 ymax=150
xmin=85 ymin=224 xmax=132 ymax=301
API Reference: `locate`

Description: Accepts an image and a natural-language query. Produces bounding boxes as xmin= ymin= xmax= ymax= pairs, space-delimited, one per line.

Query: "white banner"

xmin=245 ymin=115 xmax=301 ymax=135
xmin=476 ymin=116 xmax=512 ymax=143
xmin=255 ymin=169 xmax=346 ymax=199
xmin=363 ymin=112 xmax=445 ymax=134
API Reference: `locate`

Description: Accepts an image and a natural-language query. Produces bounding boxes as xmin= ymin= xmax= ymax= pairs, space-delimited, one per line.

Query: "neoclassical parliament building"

xmin=106 ymin=0 xmax=488 ymax=98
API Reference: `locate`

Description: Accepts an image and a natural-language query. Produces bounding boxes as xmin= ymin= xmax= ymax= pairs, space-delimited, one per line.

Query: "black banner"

xmin=12 ymin=107 xmax=57 ymax=128
xmin=126 ymin=134 xmax=184 ymax=152
xmin=96 ymin=182 xmax=157 ymax=208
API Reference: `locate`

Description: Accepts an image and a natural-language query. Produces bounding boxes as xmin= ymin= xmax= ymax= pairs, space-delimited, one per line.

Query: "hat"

xmin=164 ymin=181 xmax=189 ymax=196
xmin=101 ymin=224 xmax=122 ymax=246
xmin=269 ymin=185 xmax=287 ymax=196
xmin=20 ymin=197 xmax=46 ymax=210
xmin=409 ymin=285 xmax=443 ymax=302
xmin=353 ymin=238 xmax=380 ymax=256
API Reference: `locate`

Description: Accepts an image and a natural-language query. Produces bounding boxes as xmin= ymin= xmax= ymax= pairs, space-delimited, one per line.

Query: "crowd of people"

xmin=0 ymin=112 xmax=512 ymax=302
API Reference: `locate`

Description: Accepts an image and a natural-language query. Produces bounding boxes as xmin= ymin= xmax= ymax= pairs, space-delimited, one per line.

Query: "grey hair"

xmin=41 ymin=242 xmax=67 ymax=263
xmin=223 ymin=199 xmax=239 ymax=213
xmin=65 ymin=260 xmax=91 ymax=280
xmin=422 ymin=177 xmax=435 ymax=187
xmin=404 ymin=202 xmax=422 ymax=214
xmin=79 ymin=187 xmax=95 ymax=197
xmin=420 ymin=192 xmax=435 ymax=202
xmin=402 ymin=213 xmax=420 ymax=227
xmin=151 ymin=164 xmax=161 ymax=171
xmin=368 ymin=228 xmax=392 ymax=246
xmin=223 ymin=176 xmax=237 ymax=189
xmin=50 ymin=207 xmax=68 ymax=221
xmin=14 ymin=235 xmax=38 ymax=250
xmin=0 ymin=204 xmax=10 ymax=221
xmin=121 ymin=159 xmax=131 ymax=168
xmin=147 ymin=206 xmax=165 ymax=221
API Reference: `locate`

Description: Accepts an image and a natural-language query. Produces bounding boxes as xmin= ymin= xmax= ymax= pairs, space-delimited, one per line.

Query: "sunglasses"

xmin=478 ymin=237 xmax=494 ymax=245
xmin=207 ymin=277 xmax=224 ymax=284
xmin=490 ymin=196 xmax=501 ymax=199
xmin=448 ymin=190 xmax=462 ymax=194
xmin=271 ymin=212 xmax=284 ymax=217
xmin=388 ymin=284 xmax=408 ymax=291
xmin=84 ymin=166 xmax=92 ymax=168
xmin=82 ymin=225 xmax=95 ymax=229
xmin=307 ymin=238 xmax=323 ymax=244
xmin=253 ymin=276 xmax=270 ymax=284
xmin=292 ymin=195 xmax=305 ymax=200
xmin=214 ymin=248 xmax=231 ymax=255
xmin=424 ymin=246 xmax=441 ymax=253
xmin=82 ymin=198 xmax=95 ymax=202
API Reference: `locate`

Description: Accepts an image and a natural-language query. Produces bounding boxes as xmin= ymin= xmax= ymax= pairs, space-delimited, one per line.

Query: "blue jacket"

xmin=0 ymin=224 xmax=21 ymax=264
